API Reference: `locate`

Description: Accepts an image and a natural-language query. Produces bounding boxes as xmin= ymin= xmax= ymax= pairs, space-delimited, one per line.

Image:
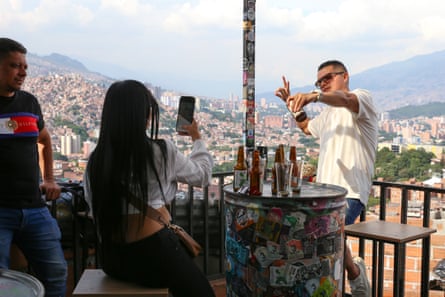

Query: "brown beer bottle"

xmin=289 ymin=146 xmax=300 ymax=192
xmin=249 ymin=150 xmax=262 ymax=195
xmin=279 ymin=144 xmax=285 ymax=162
xmin=233 ymin=146 xmax=248 ymax=192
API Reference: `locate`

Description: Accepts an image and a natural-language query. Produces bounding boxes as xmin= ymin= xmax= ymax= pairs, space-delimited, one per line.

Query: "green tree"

xmin=214 ymin=161 xmax=236 ymax=173
xmin=53 ymin=152 xmax=68 ymax=161
xmin=375 ymin=148 xmax=437 ymax=182
xmin=52 ymin=117 xmax=89 ymax=142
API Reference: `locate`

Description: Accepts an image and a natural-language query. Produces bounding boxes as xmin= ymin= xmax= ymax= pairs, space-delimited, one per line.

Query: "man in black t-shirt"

xmin=0 ymin=38 xmax=67 ymax=297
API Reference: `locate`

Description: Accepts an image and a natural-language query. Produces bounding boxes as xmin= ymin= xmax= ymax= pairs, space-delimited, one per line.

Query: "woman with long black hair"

xmin=84 ymin=80 xmax=215 ymax=297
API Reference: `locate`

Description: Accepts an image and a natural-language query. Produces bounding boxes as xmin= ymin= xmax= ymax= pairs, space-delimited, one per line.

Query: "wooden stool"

xmin=344 ymin=220 xmax=436 ymax=297
xmin=72 ymin=269 xmax=169 ymax=297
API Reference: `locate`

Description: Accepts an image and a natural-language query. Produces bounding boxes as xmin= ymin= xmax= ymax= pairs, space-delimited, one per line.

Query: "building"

xmin=60 ymin=134 xmax=82 ymax=156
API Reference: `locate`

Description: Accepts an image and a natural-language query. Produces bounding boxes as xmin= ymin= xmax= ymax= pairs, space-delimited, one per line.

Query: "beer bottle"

xmin=249 ymin=150 xmax=262 ymax=196
xmin=233 ymin=146 xmax=248 ymax=192
xmin=279 ymin=144 xmax=285 ymax=162
xmin=289 ymin=146 xmax=300 ymax=192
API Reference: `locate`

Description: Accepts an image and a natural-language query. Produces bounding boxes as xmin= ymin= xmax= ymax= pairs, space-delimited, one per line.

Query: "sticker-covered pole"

xmin=242 ymin=0 xmax=256 ymax=155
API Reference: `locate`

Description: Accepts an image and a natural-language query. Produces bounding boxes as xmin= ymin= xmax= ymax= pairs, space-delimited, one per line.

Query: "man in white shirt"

xmin=275 ymin=60 xmax=378 ymax=297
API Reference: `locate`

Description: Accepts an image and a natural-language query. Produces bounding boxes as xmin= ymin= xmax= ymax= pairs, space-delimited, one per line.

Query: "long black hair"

xmin=87 ymin=80 xmax=166 ymax=243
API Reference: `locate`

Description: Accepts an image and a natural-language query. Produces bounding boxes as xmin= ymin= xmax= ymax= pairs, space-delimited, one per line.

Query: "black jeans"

xmin=102 ymin=227 xmax=215 ymax=297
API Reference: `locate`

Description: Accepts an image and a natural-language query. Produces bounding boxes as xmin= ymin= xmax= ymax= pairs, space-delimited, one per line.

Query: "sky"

xmin=2 ymin=0 xmax=445 ymax=98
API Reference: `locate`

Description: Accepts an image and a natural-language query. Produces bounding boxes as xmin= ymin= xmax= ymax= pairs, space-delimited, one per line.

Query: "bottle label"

xmin=234 ymin=169 xmax=248 ymax=190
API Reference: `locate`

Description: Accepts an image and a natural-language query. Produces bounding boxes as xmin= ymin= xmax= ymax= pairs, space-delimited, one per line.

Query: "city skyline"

xmin=2 ymin=0 xmax=445 ymax=98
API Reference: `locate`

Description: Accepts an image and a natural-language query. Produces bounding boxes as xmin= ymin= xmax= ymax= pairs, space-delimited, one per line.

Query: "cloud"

xmin=0 ymin=0 xmax=94 ymax=30
xmin=162 ymin=0 xmax=241 ymax=34
xmin=1 ymin=0 xmax=445 ymax=97
xmin=99 ymin=0 xmax=153 ymax=16
xmin=258 ymin=0 xmax=445 ymax=43
xmin=253 ymin=0 xmax=445 ymax=90
xmin=418 ymin=16 xmax=445 ymax=41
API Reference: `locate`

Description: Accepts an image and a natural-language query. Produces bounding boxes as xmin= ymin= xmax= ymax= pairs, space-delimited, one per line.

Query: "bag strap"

xmin=127 ymin=193 xmax=171 ymax=227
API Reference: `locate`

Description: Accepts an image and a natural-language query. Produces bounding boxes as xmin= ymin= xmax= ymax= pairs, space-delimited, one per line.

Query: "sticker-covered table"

xmin=224 ymin=182 xmax=347 ymax=297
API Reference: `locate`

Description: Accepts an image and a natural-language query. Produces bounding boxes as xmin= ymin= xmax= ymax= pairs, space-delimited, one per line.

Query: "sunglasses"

xmin=314 ymin=71 xmax=345 ymax=88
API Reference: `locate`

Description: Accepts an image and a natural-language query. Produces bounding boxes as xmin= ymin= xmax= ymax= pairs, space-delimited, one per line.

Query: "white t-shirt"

xmin=84 ymin=138 xmax=213 ymax=215
xmin=308 ymin=89 xmax=378 ymax=205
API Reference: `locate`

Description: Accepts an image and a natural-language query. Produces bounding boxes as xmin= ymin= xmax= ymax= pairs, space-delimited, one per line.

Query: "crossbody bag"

xmin=128 ymin=195 xmax=202 ymax=257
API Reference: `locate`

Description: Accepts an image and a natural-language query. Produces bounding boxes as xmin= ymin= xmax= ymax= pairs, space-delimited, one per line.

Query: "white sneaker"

xmin=349 ymin=257 xmax=371 ymax=297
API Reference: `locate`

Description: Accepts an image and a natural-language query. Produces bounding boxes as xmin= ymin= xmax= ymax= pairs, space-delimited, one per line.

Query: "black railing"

xmin=357 ymin=181 xmax=445 ymax=297
xmin=66 ymin=172 xmax=444 ymax=294
xmin=170 ymin=173 xmax=444 ymax=294
xmin=170 ymin=172 xmax=231 ymax=279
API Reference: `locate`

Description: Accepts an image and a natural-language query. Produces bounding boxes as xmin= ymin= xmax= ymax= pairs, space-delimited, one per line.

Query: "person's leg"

xmin=0 ymin=208 xmax=19 ymax=268
xmin=111 ymin=228 xmax=215 ymax=297
xmin=345 ymin=245 xmax=360 ymax=279
xmin=160 ymin=229 xmax=215 ymax=297
xmin=345 ymin=198 xmax=365 ymax=226
xmin=16 ymin=207 xmax=67 ymax=297
xmin=345 ymin=198 xmax=364 ymax=279
xmin=345 ymin=198 xmax=370 ymax=297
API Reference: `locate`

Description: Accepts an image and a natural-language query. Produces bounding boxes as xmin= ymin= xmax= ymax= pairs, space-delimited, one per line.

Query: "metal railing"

xmin=357 ymin=180 xmax=445 ymax=297
xmin=171 ymin=173 xmax=445 ymax=294
xmin=170 ymin=172 xmax=231 ymax=279
xmin=65 ymin=172 xmax=444 ymax=293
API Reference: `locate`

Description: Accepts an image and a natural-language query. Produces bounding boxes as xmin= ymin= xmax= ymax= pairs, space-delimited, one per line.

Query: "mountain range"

xmin=258 ymin=50 xmax=445 ymax=112
xmin=27 ymin=53 xmax=114 ymax=84
xmin=27 ymin=50 xmax=445 ymax=113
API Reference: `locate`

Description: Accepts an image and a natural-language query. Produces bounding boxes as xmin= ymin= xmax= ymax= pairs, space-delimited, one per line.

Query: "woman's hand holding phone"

xmin=176 ymin=96 xmax=195 ymax=135
xmin=178 ymin=119 xmax=201 ymax=141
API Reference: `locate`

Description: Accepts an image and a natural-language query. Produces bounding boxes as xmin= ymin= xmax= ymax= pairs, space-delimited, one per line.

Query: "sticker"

xmin=286 ymin=239 xmax=304 ymax=262
xmin=255 ymin=216 xmax=282 ymax=243
xmin=316 ymin=234 xmax=335 ymax=257
xmin=226 ymin=237 xmax=249 ymax=265
xmin=270 ymin=265 xmax=293 ymax=287
xmin=305 ymin=278 xmax=320 ymax=295
xmin=267 ymin=207 xmax=283 ymax=223
xmin=247 ymin=8 xmax=255 ymax=21
xmin=305 ymin=215 xmax=331 ymax=239
xmin=320 ymin=258 xmax=332 ymax=277
xmin=254 ymin=246 xmax=273 ymax=268
xmin=302 ymin=238 xmax=314 ymax=259
xmin=266 ymin=241 xmax=282 ymax=260
xmin=313 ymin=276 xmax=336 ymax=297
xmin=283 ymin=212 xmax=306 ymax=229
xmin=226 ymin=209 xmax=233 ymax=231
xmin=246 ymin=203 xmax=260 ymax=223
xmin=334 ymin=259 xmax=343 ymax=281
xmin=288 ymin=225 xmax=306 ymax=240
xmin=235 ymin=207 xmax=253 ymax=231
xmin=237 ymin=224 xmax=255 ymax=243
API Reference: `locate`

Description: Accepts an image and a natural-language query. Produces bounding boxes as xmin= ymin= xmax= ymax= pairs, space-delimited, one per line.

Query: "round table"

xmin=0 ymin=269 xmax=44 ymax=297
xmin=224 ymin=181 xmax=347 ymax=297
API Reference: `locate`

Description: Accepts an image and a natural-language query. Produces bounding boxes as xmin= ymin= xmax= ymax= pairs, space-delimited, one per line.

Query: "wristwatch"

xmin=314 ymin=91 xmax=322 ymax=103
xmin=292 ymin=110 xmax=307 ymax=122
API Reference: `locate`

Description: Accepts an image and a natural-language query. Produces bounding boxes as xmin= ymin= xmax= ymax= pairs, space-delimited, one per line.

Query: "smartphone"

xmin=176 ymin=96 xmax=195 ymax=134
